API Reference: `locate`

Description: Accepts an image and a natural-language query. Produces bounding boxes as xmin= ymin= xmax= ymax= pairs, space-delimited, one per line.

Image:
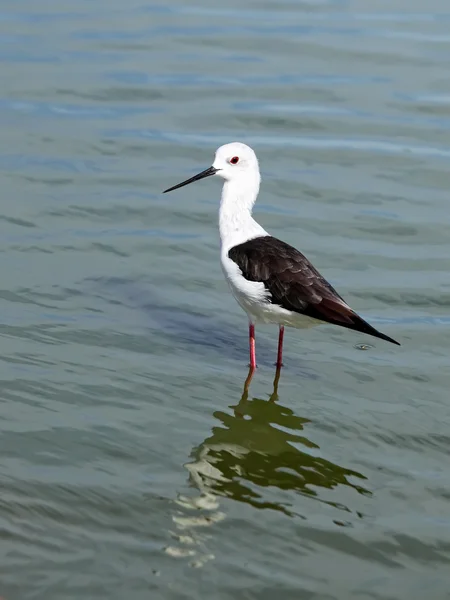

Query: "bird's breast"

xmin=220 ymin=251 xmax=269 ymax=313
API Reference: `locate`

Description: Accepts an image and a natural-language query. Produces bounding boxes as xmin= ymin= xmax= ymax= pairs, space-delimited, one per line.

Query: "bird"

xmin=163 ymin=142 xmax=400 ymax=371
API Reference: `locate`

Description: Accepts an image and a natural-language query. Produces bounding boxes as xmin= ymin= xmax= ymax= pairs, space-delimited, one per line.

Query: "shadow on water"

xmin=184 ymin=368 xmax=370 ymax=519
xmin=87 ymin=277 xmax=318 ymax=372
xmin=88 ymin=276 xmax=252 ymax=356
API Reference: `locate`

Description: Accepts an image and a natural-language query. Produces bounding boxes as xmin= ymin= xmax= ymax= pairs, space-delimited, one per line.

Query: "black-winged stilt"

xmin=163 ymin=142 xmax=400 ymax=373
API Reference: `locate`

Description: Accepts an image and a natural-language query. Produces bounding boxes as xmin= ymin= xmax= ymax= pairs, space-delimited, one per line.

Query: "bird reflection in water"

xmin=184 ymin=366 xmax=370 ymax=519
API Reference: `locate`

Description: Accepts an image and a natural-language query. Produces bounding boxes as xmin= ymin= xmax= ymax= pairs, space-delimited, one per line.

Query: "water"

xmin=0 ymin=0 xmax=450 ymax=597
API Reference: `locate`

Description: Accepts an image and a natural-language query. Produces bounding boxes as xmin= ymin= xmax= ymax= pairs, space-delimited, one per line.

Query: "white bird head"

xmin=212 ymin=142 xmax=259 ymax=181
xmin=163 ymin=142 xmax=260 ymax=194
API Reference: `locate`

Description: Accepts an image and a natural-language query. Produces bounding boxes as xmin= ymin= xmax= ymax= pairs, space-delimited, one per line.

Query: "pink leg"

xmin=249 ymin=323 xmax=256 ymax=369
xmin=276 ymin=325 xmax=284 ymax=368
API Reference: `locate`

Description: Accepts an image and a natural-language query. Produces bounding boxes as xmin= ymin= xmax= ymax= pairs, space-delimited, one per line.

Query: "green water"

xmin=1 ymin=0 xmax=450 ymax=598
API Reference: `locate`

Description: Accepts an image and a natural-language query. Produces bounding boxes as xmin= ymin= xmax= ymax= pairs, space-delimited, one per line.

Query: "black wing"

xmin=228 ymin=236 xmax=400 ymax=345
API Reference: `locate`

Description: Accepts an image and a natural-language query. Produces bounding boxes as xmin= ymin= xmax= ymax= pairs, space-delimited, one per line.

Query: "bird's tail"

xmin=348 ymin=313 xmax=400 ymax=346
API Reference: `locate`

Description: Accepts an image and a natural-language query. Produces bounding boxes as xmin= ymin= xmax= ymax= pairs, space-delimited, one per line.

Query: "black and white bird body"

xmin=163 ymin=142 xmax=399 ymax=369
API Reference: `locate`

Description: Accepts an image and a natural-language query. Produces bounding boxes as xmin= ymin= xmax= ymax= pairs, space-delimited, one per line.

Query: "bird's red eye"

xmin=230 ymin=156 xmax=239 ymax=165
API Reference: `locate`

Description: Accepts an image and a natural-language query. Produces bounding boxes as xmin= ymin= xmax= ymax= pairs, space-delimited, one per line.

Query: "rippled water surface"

xmin=1 ymin=0 xmax=450 ymax=598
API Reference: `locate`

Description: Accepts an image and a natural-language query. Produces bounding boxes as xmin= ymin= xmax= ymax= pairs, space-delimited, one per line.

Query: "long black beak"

xmin=163 ymin=166 xmax=218 ymax=193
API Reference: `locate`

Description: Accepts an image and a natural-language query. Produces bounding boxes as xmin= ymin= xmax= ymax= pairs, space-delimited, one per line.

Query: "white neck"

xmin=219 ymin=176 xmax=268 ymax=252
